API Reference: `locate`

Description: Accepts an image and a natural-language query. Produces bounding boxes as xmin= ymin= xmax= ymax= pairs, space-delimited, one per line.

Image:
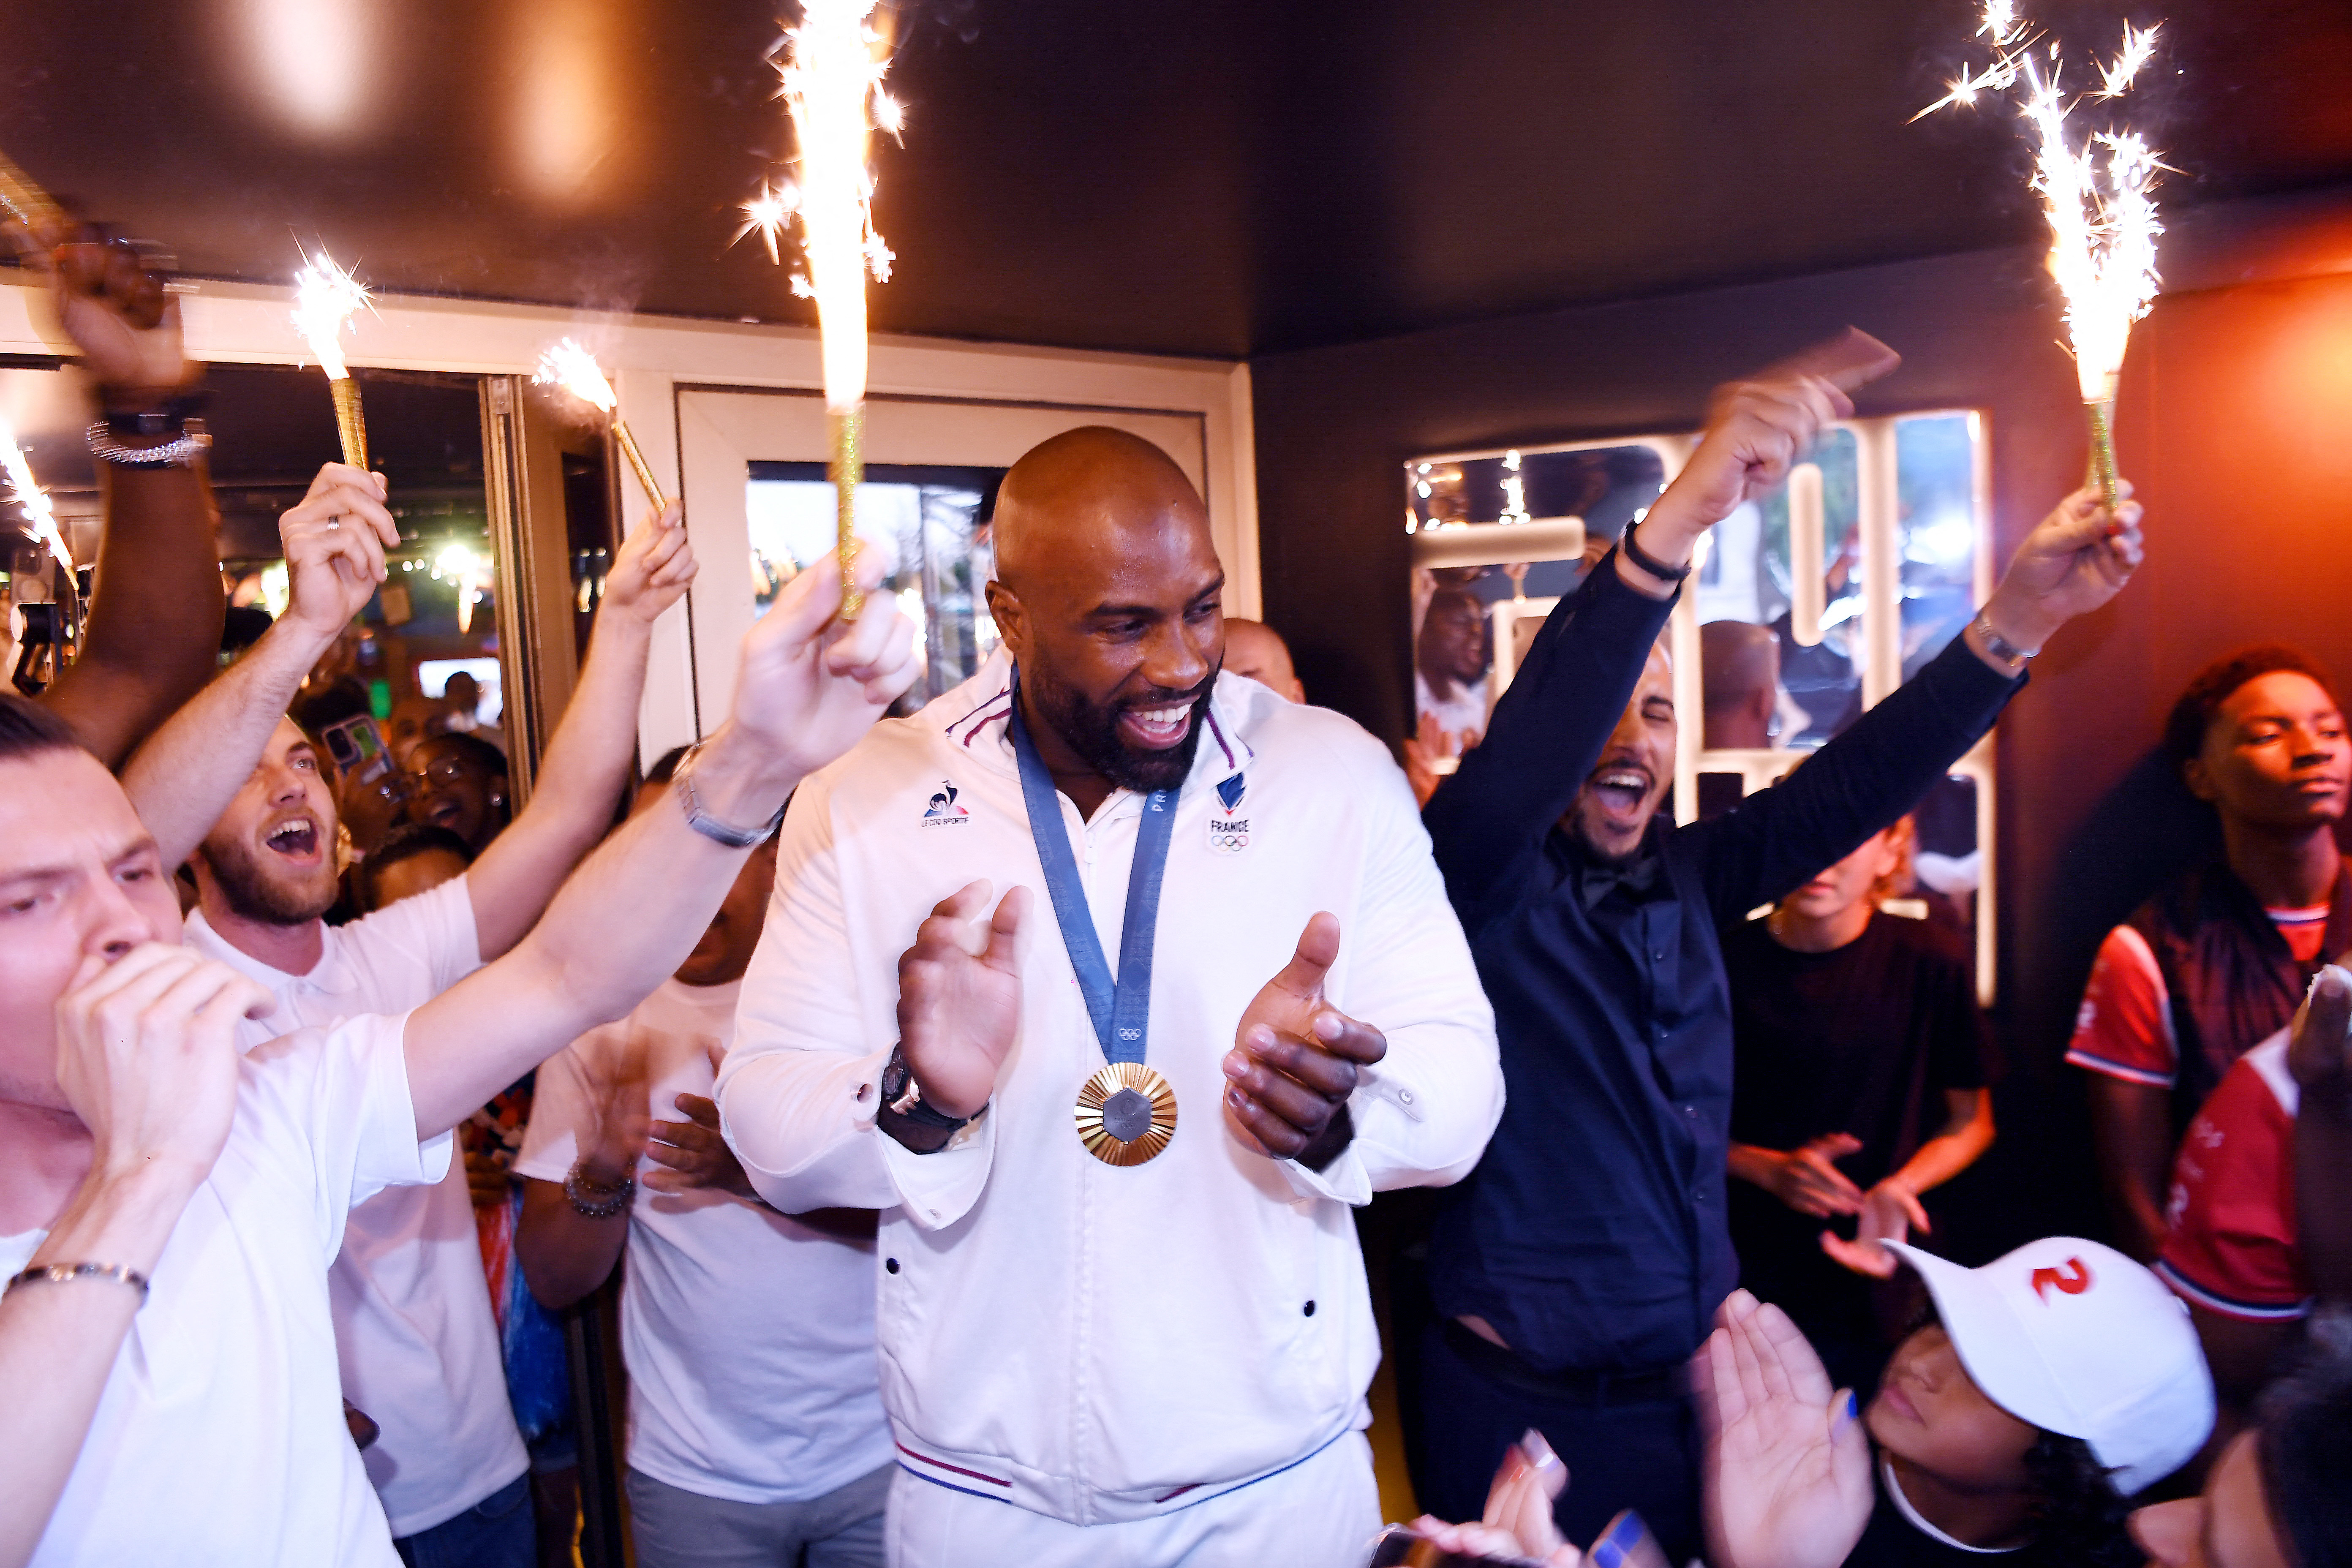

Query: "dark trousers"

xmin=393 ymin=1474 xmax=536 ymax=1568
xmin=1406 ymin=1319 xmax=1701 ymax=1566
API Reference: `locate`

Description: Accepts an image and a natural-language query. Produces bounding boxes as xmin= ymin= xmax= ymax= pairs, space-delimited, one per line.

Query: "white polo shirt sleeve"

xmin=717 ymin=773 xmax=999 ymax=1228
xmin=1277 ymin=750 xmax=1502 ymax=1208
xmin=243 ymin=1010 xmax=453 ymax=1257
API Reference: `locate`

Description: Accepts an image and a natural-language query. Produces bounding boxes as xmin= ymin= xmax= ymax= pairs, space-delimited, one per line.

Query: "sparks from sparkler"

xmin=534 ymin=338 xmax=617 ymax=414
xmin=290 ymin=248 xmax=371 ymax=380
xmin=0 ymin=416 xmax=72 ymax=571
xmin=736 ymin=180 xmax=798 ymax=267
xmin=1918 ymin=12 xmax=2165 ymax=403
xmin=767 ymin=0 xmax=900 ymax=409
xmin=2099 ymin=21 xmax=2160 ymax=97
xmin=531 ymin=338 xmax=670 ymax=509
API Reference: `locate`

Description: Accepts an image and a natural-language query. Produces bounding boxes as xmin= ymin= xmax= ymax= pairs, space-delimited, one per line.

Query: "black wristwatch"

xmin=103 ymin=389 xmax=212 ymax=437
xmin=879 ymin=1045 xmax=972 ymax=1136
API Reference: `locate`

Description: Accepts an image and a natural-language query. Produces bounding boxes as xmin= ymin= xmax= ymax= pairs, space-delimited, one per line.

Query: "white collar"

xmin=931 ymin=653 xmax=1259 ymax=801
xmin=1881 ymin=1459 xmax=2025 ymax=1554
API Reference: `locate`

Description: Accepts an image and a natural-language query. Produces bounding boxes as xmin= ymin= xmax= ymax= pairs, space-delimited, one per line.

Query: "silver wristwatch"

xmin=671 ymin=741 xmax=789 ymax=848
xmin=1971 ymin=613 xmax=2039 ymax=670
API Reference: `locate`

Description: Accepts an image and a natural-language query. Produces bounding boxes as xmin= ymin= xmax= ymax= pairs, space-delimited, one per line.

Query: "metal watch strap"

xmin=672 ymin=742 xmax=788 ymax=848
xmin=87 ymin=419 xmax=211 ymax=469
xmin=1619 ymin=521 xmax=1692 ymax=582
xmin=1971 ymin=613 xmax=2039 ymax=669
xmin=103 ymin=389 xmax=212 ymax=437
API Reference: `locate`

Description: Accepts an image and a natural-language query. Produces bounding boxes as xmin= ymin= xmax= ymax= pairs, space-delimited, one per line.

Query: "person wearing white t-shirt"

xmin=716 ymin=428 xmax=1503 ymax=1568
xmin=515 ymin=759 xmax=892 ymax=1568
xmin=114 ymin=476 xmax=700 ymax=1563
xmin=0 ymin=506 xmax=917 ymax=1565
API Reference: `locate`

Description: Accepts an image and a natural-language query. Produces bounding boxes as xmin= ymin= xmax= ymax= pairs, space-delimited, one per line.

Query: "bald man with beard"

xmin=717 ymin=427 xmax=1501 ymax=1567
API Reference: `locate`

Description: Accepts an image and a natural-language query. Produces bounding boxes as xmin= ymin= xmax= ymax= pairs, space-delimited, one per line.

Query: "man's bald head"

xmin=992 ymin=427 xmax=1211 ymax=596
xmin=1700 ymin=620 xmax=1780 ymax=750
xmin=1224 ymin=619 xmax=1304 ymax=704
xmin=985 ymin=427 xmax=1227 ymax=809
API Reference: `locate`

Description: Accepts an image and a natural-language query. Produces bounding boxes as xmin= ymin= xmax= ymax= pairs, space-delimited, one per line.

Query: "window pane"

xmin=1894 ymin=413 xmax=1982 ymax=680
xmin=1699 ymin=426 xmax=1859 ymax=749
xmin=746 ymin=463 xmax=1003 ymax=710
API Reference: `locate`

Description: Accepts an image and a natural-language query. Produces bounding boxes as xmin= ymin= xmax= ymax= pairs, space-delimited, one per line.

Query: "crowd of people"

xmin=4 ymin=228 xmax=2349 ymax=1568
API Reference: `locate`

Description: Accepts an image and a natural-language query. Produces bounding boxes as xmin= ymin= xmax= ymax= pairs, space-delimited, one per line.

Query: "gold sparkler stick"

xmin=830 ymin=406 xmax=864 ymax=618
xmin=771 ymin=0 xmax=901 ymax=621
xmin=291 ymin=251 xmax=373 ymax=470
xmin=533 ymin=340 xmax=668 ymax=509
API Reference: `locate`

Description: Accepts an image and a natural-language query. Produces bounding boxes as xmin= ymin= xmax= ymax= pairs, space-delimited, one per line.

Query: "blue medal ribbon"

xmin=1007 ymin=678 xmax=1179 ymax=1069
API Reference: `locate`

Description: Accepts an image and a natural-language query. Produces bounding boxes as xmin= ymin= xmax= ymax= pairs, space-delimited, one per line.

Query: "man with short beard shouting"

xmin=114 ymin=471 xmax=696 ymax=1563
xmin=717 ymin=426 xmax=1502 ymax=1568
xmin=1410 ymin=329 xmax=2148 ymax=1562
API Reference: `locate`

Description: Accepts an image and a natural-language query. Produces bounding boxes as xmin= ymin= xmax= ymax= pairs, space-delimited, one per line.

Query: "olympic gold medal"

xmin=1075 ymin=1062 xmax=1178 ymax=1167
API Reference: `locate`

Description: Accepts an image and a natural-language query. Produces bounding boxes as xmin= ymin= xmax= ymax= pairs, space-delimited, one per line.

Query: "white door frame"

xmin=0 ymin=277 xmax=1257 ymax=765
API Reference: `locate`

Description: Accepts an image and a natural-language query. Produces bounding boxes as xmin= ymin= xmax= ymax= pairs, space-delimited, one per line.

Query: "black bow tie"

xmin=1579 ymin=849 xmax=1663 ymax=911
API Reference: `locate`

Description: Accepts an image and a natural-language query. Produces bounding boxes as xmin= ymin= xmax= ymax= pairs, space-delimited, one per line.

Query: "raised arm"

xmin=403 ymin=551 xmax=915 ymax=1140
xmin=463 ymin=503 xmax=696 ymax=958
xmin=1689 ymin=483 xmax=2143 ymax=921
xmin=118 ymin=466 xmax=396 ymax=869
xmin=7 ymin=221 xmax=225 ymax=767
xmin=2290 ymin=964 xmax=2352 ymax=1304
xmin=1423 ymin=329 xmax=1899 ymax=923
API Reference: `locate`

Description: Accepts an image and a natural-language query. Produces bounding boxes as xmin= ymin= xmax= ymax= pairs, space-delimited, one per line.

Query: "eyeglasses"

xmin=409 ymin=756 xmax=476 ymax=788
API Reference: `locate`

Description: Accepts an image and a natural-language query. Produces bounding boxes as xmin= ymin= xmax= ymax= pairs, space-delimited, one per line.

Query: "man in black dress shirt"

xmin=1410 ymin=329 xmax=2147 ymax=1560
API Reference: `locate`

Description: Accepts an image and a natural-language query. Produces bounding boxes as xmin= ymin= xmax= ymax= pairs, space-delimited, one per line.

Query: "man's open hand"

xmin=1223 ymin=912 xmax=1386 ymax=1168
xmin=643 ymin=1093 xmax=760 ymax=1200
xmin=1695 ymin=1290 xmax=1872 ymax=1568
xmin=895 ymin=879 xmax=1030 ymax=1124
xmin=1819 ymin=1177 xmax=1930 ymax=1279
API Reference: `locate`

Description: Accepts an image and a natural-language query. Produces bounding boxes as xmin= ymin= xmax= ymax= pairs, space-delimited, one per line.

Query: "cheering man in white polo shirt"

xmin=0 ymin=540 xmax=916 ymax=1565
xmin=716 ymin=427 xmax=1504 ymax=1568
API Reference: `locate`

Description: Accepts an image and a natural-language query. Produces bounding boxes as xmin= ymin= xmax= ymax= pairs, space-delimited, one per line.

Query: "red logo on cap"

xmin=2030 ymin=1258 xmax=2093 ymax=1301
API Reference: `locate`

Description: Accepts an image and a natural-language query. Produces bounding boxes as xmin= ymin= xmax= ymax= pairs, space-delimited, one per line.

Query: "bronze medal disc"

xmin=1075 ymin=1062 xmax=1178 ymax=1167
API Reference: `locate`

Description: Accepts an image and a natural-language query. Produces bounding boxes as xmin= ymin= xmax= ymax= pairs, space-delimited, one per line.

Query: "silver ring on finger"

xmin=327 ymin=515 xmax=340 ymax=531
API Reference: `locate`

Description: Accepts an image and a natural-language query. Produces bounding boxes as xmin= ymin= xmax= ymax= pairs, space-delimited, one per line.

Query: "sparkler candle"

xmin=1919 ymin=7 xmax=2166 ymax=514
xmin=533 ymin=339 xmax=668 ymax=510
xmin=771 ymin=0 xmax=901 ymax=620
xmin=291 ymin=252 xmax=373 ymax=471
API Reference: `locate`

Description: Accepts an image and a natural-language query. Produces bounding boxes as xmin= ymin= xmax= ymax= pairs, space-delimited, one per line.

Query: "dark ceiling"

xmin=3 ymin=0 xmax=2348 ymax=359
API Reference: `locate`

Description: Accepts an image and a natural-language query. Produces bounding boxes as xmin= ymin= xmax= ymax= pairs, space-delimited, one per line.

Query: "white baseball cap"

xmin=1884 ymin=1237 xmax=2215 ymax=1496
